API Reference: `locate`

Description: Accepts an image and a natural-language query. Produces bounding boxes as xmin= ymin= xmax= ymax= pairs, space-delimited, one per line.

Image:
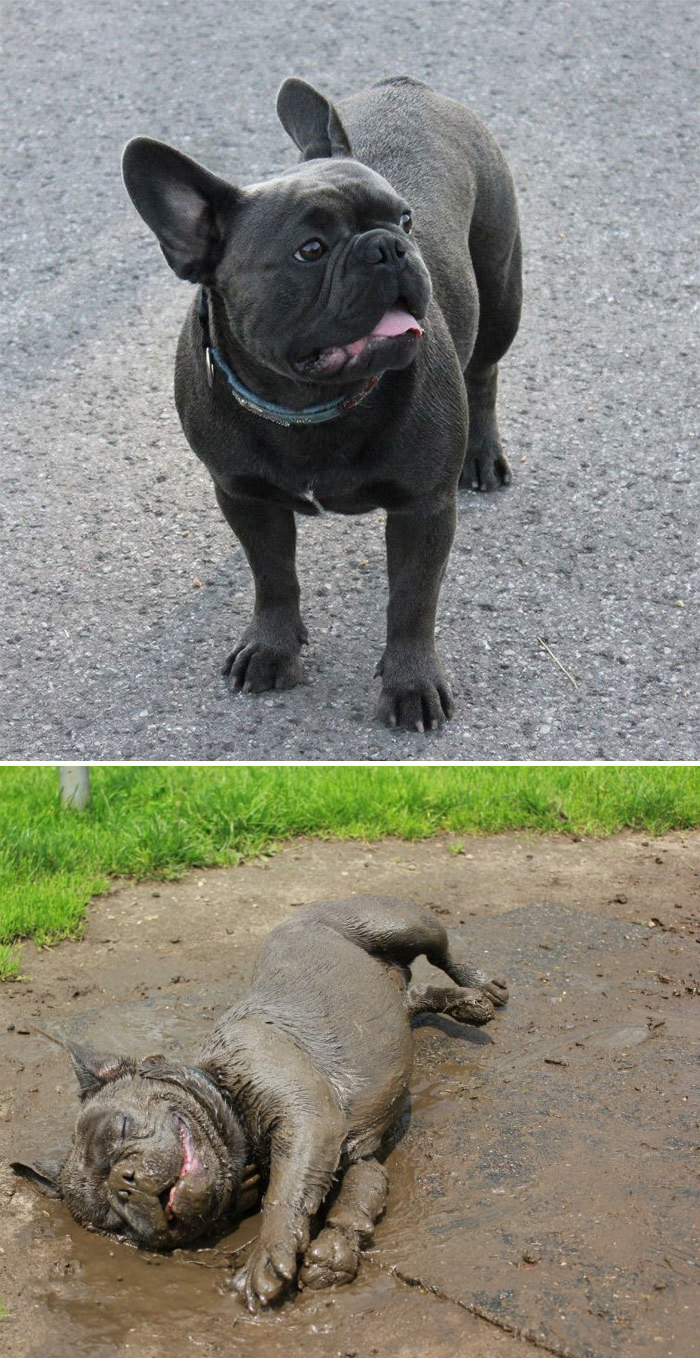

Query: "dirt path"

xmin=1 ymin=832 xmax=698 ymax=1357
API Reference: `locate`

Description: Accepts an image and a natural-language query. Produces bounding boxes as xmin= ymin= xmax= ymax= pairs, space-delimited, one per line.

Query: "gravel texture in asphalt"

xmin=2 ymin=0 xmax=698 ymax=760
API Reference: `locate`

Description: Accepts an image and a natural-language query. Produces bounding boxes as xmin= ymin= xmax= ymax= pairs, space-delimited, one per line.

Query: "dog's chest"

xmin=228 ymin=470 xmax=411 ymax=517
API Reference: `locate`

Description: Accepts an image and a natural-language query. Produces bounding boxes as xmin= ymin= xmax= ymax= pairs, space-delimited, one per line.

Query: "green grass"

xmin=0 ymin=945 xmax=21 ymax=980
xmin=0 ymin=765 xmax=698 ymax=977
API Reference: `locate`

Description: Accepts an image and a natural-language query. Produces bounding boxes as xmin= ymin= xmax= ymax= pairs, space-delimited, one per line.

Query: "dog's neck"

xmin=199 ymin=288 xmax=380 ymax=425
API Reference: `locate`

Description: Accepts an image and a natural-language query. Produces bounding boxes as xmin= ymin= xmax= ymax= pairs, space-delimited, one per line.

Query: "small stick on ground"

xmin=537 ymin=637 xmax=579 ymax=690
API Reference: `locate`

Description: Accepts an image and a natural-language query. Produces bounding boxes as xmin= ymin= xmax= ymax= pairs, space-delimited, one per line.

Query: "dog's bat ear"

xmin=277 ymin=79 xmax=352 ymax=159
xmin=65 ymin=1042 xmax=138 ymax=1101
xmin=10 ymin=1159 xmax=65 ymax=1198
xmin=122 ymin=137 xmax=239 ymax=282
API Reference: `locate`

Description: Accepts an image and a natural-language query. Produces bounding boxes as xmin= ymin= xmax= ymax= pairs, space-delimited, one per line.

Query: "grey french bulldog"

xmin=12 ymin=896 xmax=508 ymax=1310
xmin=120 ymin=76 xmax=522 ymax=731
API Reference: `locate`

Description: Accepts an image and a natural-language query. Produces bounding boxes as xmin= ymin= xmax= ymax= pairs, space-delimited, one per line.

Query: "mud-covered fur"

xmin=12 ymin=896 xmax=508 ymax=1309
xmin=120 ymin=76 xmax=522 ymax=731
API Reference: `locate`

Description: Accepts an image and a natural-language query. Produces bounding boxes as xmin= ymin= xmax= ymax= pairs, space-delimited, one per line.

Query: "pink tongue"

xmin=370 ymin=308 xmax=423 ymax=338
xmin=166 ymin=1121 xmax=202 ymax=1219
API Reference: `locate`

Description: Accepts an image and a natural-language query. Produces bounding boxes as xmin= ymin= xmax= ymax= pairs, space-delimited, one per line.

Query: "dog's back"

xmin=338 ymin=76 xmax=520 ymax=365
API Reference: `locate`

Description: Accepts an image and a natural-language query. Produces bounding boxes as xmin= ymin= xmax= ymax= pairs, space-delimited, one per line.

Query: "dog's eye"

xmin=294 ymin=238 xmax=327 ymax=262
xmin=400 ymin=210 xmax=413 ymax=234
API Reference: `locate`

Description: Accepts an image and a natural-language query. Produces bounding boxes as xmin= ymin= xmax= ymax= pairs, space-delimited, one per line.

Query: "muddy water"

xmin=2 ymin=902 xmax=699 ymax=1358
xmin=25 ymin=1202 xmax=404 ymax=1357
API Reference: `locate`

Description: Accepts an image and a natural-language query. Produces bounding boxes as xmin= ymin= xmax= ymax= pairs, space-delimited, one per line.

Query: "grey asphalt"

xmin=2 ymin=0 xmax=698 ymax=762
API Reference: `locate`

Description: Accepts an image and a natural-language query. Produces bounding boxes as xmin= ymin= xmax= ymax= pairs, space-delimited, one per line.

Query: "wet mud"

xmin=1 ymin=832 xmax=698 ymax=1358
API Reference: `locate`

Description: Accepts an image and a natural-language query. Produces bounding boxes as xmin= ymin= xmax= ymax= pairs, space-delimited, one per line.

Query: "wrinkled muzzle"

xmin=103 ymin=1110 xmax=221 ymax=1247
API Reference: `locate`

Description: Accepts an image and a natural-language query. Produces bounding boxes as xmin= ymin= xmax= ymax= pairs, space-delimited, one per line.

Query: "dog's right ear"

xmin=10 ymin=1159 xmax=65 ymax=1198
xmin=122 ymin=138 xmax=239 ymax=283
xmin=65 ymin=1042 xmax=138 ymax=1101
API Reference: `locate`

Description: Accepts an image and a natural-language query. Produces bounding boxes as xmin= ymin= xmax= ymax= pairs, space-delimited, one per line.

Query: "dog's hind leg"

xmin=302 ymin=896 xmax=508 ymax=1007
xmin=461 ymin=227 xmax=522 ymax=493
xmin=298 ymin=1157 xmax=389 ymax=1291
xmin=405 ymin=981 xmax=494 ymax=1025
xmin=431 ymin=947 xmax=509 ymax=1008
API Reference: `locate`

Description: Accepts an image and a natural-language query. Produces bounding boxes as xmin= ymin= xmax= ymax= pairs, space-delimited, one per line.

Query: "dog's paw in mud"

xmin=298 ymin=1226 xmax=361 ymax=1290
xmin=460 ymin=436 xmax=512 ymax=493
xmin=222 ymin=617 xmax=308 ymax=694
xmin=230 ymin=1236 xmax=299 ymax=1310
xmin=407 ymin=982 xmax=495 ymax=1025
xmin=439 ymin=986 xmax=496 ymax=1025
xmin=376 ymin=651 xmax=454 ymax=732
xmin=481 ymin=975 xmax=509 ymax=1006
xmin=447 ymin=962 xmax=509 ymax=1008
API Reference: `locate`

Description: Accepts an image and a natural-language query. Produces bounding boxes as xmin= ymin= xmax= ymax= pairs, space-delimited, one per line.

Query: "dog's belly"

xmin=218 ymin=923 xmax=415 ymax=1130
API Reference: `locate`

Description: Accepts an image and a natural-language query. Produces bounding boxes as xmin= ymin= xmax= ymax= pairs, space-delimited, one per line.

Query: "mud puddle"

xmin=1 ymin=832 xmax=698 ymax=1357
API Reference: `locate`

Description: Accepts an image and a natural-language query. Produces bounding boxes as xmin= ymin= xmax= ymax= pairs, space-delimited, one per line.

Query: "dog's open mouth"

xmin=294 ymin=304 xmax=424 ymax=377
xmin=160 ymin=1115 xmax=203 ymax=1227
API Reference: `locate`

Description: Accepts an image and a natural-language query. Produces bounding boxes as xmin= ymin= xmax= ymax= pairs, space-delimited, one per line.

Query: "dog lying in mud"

xmin=12 ymin=896 xmax=507 ymax=1309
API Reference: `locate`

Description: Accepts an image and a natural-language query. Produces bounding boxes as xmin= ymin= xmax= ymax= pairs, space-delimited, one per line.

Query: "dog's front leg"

xmin=299 ymin=1156 xmax=389 ymax=1290
xmin=376 ymin=498 xmax=456 ymax=731
xmin=215 ymin=486 xmax=308 ymax=693
xmin=229 ymin=1057 xmax=346 ymax=1313
xmin=231 ymin=1114 xmax=345 ymax=1309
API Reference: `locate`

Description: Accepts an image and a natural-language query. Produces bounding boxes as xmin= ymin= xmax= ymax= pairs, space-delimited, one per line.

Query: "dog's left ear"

xmin=10 ymin=1158 xmax=65 ymax=1198
xmin=277 ymin=78 xmax=352 ymax=159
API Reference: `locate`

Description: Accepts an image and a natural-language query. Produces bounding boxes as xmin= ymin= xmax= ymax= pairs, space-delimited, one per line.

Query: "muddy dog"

xmin=12 ymin=897 xmax=508 ymax=1309
xmin=121 ymin=77 xmax=522 ymax=731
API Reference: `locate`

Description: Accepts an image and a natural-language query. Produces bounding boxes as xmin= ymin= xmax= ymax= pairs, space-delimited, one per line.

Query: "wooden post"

xmin=59 ymin=766 xmax=91 ymax=809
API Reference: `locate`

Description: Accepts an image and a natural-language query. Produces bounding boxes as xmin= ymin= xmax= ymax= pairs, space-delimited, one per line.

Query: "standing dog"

xmin=122 ymin=77 xmax=522 ymax=730
xmin=13 ymin=896 xmax=508 ymax=1309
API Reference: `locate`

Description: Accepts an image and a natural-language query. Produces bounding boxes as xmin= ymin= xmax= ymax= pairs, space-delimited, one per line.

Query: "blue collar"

xmin=199 ymin=288 xmax=379 ymax=428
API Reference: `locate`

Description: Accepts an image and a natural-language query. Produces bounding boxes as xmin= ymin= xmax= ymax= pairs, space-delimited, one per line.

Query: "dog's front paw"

xmin=230 ymin=1236 xmax=298 ymax=1310
xmin=298 ymin=1227 xmax=361 ymax=1290
xmin=376 ymin=651 xmax=454 ymax=732
xmin=460 ymin=436 xmax=512 ymax=493
xmin=222 ymin=616 xmax=307 ymax=694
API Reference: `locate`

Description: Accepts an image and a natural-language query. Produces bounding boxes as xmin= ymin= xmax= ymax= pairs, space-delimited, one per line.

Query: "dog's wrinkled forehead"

xmin=71 ymin=1076 xmax=162 ymax=1162
xmin=247 ymin=158 xmax=406 ymax=228
xmin=76 ymin=1071 xmax=159 ymax=1120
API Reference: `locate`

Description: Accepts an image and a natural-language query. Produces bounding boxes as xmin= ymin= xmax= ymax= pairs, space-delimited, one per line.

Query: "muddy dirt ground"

xmin=1 ymin=832 xmax=698 ymax=1358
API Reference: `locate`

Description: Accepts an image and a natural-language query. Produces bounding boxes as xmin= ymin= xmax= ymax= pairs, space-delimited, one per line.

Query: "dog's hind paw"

xmin=482 ymin=975 xmax=509 ymax=1007
xmin=443 ymin=986 xmax=495 ymax=1025
xmin=407 ymin=981 xmax=495 ymax=1025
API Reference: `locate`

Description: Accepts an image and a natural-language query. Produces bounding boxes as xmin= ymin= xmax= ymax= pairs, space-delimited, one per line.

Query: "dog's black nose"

xmin=112 ymin=1165 xmax=136 ymax=1195
xmin=359 ymin=230 xmax=407 ymax=267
